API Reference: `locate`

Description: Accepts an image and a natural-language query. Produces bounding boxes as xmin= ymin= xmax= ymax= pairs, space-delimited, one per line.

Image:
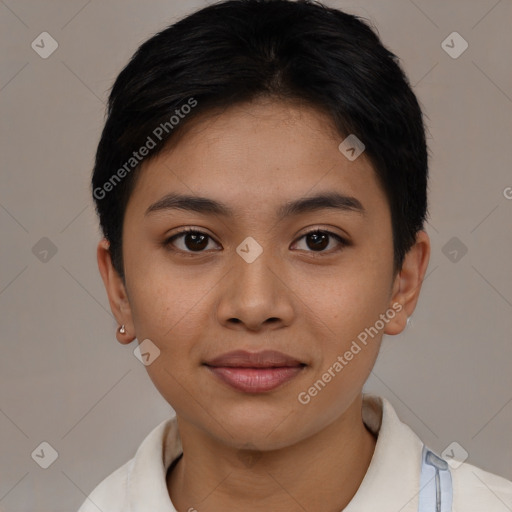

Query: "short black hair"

xmin=91 ymin=0 xmax=429 ymax=283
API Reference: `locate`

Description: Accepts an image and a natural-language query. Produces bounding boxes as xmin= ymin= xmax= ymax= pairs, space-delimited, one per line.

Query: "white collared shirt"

xmin=77 ymin=394 xmax=512 ymax=511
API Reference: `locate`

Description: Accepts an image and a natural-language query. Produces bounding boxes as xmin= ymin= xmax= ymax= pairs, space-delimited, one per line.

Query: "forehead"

xmin=126 ymin=98 xmax=387 ymax=220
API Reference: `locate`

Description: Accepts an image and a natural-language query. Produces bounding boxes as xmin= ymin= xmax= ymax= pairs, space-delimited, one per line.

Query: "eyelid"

xmin=292 ymin=227 xmax=350 ymax=253
xmin=299 ymin=226 xmax=350 ymax=242
xmin=164 ymin=226 xmax=220 ymax=254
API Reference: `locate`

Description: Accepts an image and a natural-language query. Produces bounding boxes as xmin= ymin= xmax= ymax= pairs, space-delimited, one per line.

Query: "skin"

xmin=97 ymin=97 xmax=430 ymax=512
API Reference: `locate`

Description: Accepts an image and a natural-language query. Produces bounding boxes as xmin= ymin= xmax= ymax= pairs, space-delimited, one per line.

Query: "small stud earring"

xmin=119 ymin=325 xmax=126 ymax=334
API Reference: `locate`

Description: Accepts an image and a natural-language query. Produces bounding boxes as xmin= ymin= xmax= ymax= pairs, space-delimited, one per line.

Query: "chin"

xmin=210 ymin=405 xmax=308 ymax=450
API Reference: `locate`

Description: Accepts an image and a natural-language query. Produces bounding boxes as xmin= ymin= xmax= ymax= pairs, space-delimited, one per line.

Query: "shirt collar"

xmin=127 ymin=393 xmax=424 ymax=512
xmin=344 ymin=394 xmax=424 ymax=512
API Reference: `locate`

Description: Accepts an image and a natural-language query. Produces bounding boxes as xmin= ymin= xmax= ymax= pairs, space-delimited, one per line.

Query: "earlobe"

xmin=96 ymin=238 xmax=135 ymax=344
xmin=384 ymin=230 xmax=431 ymax=336
xmin=116 ymin=323 xmax=135 ymax=345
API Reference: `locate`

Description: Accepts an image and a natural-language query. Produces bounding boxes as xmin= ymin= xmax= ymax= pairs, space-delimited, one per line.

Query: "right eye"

xmin=163 ymin=228 xmax=220 ymax=254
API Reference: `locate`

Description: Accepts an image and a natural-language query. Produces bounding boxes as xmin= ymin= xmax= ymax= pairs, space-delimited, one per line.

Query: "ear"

xmin=97 ymin=238 xmax=136 ymax=344
xmin=384 ymin=230 xmax=431 ymax=335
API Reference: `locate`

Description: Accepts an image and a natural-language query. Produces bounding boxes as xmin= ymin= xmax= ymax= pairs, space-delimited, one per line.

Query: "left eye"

xmin=293 ymin=229 xmax=348 ymax=253
xmin=163 ymin=228 xmax=348 ymax=254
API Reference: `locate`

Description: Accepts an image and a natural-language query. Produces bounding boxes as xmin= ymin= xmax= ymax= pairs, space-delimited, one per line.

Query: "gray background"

xmin=1 ymin=0 xmax=511 ymax=510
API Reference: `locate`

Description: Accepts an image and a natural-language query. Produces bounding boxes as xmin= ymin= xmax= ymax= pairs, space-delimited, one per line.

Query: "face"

xmin=98 ymin=98 xmax=429 ymax=450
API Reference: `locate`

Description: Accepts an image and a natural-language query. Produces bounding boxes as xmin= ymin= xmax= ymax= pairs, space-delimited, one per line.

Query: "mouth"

xmin=203 ymin=350 xmax=307 ymax=393
xmin=204 ymin=365 xmax=306 ymax=393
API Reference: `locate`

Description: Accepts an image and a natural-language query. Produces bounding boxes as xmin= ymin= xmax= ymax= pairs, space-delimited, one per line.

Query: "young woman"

xmin=80 ymin=1 xmax=512 ymax=511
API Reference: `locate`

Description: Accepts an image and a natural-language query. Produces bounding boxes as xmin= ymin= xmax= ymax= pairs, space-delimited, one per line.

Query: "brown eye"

xmin=306 ymin=231 xmax=329 ymax=251
xmin=164 ymin=229 xmax=218 ymax=253
xmin=293 ymin=229 xmax=348 ymax=253
xmin=163 ymin=227 xmax=348 ymax=256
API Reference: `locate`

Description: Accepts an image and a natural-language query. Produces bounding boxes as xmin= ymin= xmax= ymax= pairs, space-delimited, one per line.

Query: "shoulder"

xmin=77 ymin=457 xmax=133 ymax=512
xmin=76 ymin=417 xmax=180 ymax=512
xmin=452 ymin=460 xmax=512 ymax=511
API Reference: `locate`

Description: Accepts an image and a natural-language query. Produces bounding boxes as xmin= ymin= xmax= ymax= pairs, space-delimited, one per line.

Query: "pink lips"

xmin=203 ymin=350 xmax=306 ymax=393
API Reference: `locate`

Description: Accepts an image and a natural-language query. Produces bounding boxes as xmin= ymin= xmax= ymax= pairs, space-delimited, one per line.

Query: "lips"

xmin=204 ymin=349 xmax=304 ymax=368
xmin=203 ymin=350 xmax=306 ymax=393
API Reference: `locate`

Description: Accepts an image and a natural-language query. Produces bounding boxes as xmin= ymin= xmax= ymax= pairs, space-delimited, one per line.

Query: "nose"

xmin=215 ymin=246 xmax=295 ymax=332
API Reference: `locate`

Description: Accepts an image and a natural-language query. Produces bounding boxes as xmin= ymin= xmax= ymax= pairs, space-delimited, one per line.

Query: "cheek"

xmin=296 ymin=274 xmax=386 ymax=420
xmin=126 ymin=255 xmax=220 ymax=372
xmin=297 ymin=242 xmax=393 ymax=387
xmin=126 ymin=271 xmax=206 ymax=406
xmin=305 ymin=251 xmax=392 ymax=333
xmin=124 ymin=239 xmax=189 ymax=336
xmin=129 ymin=277 xmax=201 ymax=345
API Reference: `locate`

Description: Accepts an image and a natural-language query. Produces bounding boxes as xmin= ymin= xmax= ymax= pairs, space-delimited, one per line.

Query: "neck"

xmin=167 ymin=394 xmax=376 ymax=512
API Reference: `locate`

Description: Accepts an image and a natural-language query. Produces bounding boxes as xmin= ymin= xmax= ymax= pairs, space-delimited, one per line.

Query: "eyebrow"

xmin=145 ymin=191 xmax=365 ymax=219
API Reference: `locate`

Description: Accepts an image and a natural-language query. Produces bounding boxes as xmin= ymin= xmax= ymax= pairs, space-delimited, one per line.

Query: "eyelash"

xmin=163 ymin=227 xmax=349 ymax=256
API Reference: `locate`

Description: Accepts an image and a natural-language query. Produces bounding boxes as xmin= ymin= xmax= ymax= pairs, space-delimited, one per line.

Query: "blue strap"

xmin=418 ymin=445 xmax=453 ymax=512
